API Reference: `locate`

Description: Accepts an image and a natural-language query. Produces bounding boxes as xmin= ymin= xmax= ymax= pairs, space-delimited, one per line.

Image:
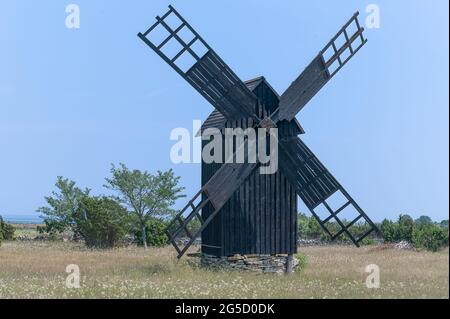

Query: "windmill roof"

xmin=196 ymin=76 xmax=304 ymax=136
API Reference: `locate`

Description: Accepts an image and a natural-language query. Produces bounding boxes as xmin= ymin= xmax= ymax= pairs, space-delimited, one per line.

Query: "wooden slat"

xmin=275 ymin=12 xmax=367 ymax=123
xmin=255 ymin=168 xmax=261 ymax=254
xmin=280 ymin=173 xmax=286 ymax=252
xmin=292 ymin=190 xmax=298 ymax=253
xmin=278 ymin=55 xmax=330 ymax=121
xmin=139 ymin=6 xmax=259 ymax=123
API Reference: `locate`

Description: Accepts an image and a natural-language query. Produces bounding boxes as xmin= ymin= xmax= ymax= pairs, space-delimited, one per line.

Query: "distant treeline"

xmin=1 ymin=165 xmax=448 ymax=253
xmin=298 ymin=213 xmax=449 ymax=251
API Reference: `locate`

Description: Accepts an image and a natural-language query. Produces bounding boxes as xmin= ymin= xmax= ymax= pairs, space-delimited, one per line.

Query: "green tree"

xmin=74 ymin=196 xmax=130 ymax=248
xmin=132 ymin=217 xmax=168 ymax=247
xmin=397 ymin=214 xmax=414 ymax=242
xmin=37 ymin=177 xmax=90 ymax=235
xmin=415 ymin=215 xmax=433 ymax=226
xmin=412 ymin=224 xmax=449 ymax=252
xmin=297 ymin=213 xmax=323 ymax=240
xmin=380 ymin=218 xmax=397 ymax=242
xmin=0 ymin=216 xmax=15 ymax=241
xmin=104 ymin=164 xmax=185 ymax=250
xmin=297 ymin=213 xmax=310 ymax=238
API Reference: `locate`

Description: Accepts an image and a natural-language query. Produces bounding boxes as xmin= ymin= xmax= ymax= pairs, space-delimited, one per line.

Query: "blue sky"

xmin=0 ymin=0 xmax=448 ymax=222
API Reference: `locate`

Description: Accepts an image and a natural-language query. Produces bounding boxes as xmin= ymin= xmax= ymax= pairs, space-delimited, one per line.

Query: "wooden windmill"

xmin=138 ymin=5 xmax=379 ymax=259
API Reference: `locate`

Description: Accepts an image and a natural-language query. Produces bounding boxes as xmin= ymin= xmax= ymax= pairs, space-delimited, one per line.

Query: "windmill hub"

xmin=259 ymin=116 xmax=277 ymax=129
xmin=138 ymin=5 xmax=379 ymax=273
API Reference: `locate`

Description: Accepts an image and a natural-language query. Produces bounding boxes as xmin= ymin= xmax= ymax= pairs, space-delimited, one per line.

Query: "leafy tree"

xmin=297 ymin=213 xmax=309 ymax=238
xmin=74 ymin=196 xmax=130 ymax=248
xmin=380 ymin=219 xmax=397 ymax=242
xmin=104 ymin=164 xmax=185 ymax=249
xmin=440 ymin=220 xmax=449 ymax=229
xmin=397 ymin=214 xmax=414 ymax=242
xmin=298 ymin=213 xmax=322 ymax=239
xmin=37 ymin=177 xmax=90 ymax=235
xmin=412 ymin=224 xmax=449 ymax=252
xmin=415 ymin=215 xmax=433 ymax=226
xmin=132 ymin=217 xmax=168 ymax=247
xmin=0 ymin=216 xmax=15 ymax=241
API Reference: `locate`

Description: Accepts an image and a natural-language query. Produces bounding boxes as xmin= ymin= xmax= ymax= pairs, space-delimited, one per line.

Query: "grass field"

xmin=0 ymin=241 xmax=448 ymax=299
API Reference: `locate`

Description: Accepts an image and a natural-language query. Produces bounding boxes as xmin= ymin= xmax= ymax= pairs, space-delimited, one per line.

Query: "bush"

xmin=298 ymin=213 xmax=322 ymax=239
xmin=397 ymin=214 xmax=414 ymax=242
xmin=297 ymin=213 xmax=378 ymax=244
xmin=380 ymin=214 xmax=449 ymax=252
xmin=133 ymin=218 xmax=168 ymax=247
xmin=412 ymin=224 xmax=449 ymax=252
xmin=380 ymin=219 xmax=397 ymax=242
xmin=415 ymin=215 xmax=433 ymax=226
xmin=37 ymin=177 xmax=90 ymax=236
xmin=37 ymin=219 xmax=68 ymax=240
xmin=295 ymin=253 xmax=307 ymax=272
xmin=74 ymin=197 xmax=130 ymax=248
xmin=359 ymin=237 xmax=376 ymax=246
xmin=0 ymin=216 xmax=15 ymax=241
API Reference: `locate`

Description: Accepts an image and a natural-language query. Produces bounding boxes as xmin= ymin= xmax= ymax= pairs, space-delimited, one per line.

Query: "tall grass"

xmin=0 ymin=241 xmax=448 ymax=299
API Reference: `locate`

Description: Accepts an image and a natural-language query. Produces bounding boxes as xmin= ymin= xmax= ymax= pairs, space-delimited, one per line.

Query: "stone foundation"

xmin=201 ymin=254 xmax=299 ymax=274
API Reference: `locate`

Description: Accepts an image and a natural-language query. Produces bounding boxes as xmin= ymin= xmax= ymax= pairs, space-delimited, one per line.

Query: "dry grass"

xmin=0 ymin=241 xmax=448 ymax=299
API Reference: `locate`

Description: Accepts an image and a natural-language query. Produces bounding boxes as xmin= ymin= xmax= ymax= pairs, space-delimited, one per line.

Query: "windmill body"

xmin=138 ymin=5 xmax=380 ymax=264
xmin=200 ymin=77 xmax=302 ymax=257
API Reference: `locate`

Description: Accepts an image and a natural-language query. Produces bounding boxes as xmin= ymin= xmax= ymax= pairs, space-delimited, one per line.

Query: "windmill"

xmin=138 ymin=5 xmax=379 ymax=261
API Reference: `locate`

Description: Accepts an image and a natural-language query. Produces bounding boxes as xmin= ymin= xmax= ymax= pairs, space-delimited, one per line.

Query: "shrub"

xmin=380 ymin=219 xmax=397 ymax=242
xmin=295 ymin=253 xmax=307 ymax=272
xmin=37 ymin=219 xmax=68 ymax=240
xmin=37 ymin=177 xmax=90 ymax=236
xmin=381 ymin=215 xmax=414 ymax=243
xmin=298 ymin=213 xmax=322 ymax=239
xmin=415 ymin=215 xmax=433 ymax=226
xmin=297 ymin=213 xmax=378 ymax=244
xmin=0 ymin=216 xmax=15 ymax=241
xmin=412 ymin=224 xmax=449 ymax=252
xmin=74 ymin=197 xmax=130 ymax=248
xmin=397 ymin=214 xmax=414 ymax=242
xmin=133 ymin=218 xmax=168 ymax=247
xmin=359 ymin=237 xmax=376 ymax=246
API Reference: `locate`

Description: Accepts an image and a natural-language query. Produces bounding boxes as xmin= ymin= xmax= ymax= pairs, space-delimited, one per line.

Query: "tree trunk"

xmin=141 ymin=222 xmax=148 ymax=250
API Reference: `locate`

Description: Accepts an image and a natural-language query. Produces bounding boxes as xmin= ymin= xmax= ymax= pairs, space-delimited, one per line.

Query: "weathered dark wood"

xmin=138 ymin=6 xmax=258 ymax=122
xmin=141 ymin=7 xmax=377 ymax=258
xmin=255 ymin=162 xmax=261 ymax=254
xmin=278 ymin=55 xmax=330 ymax=122
xmin=201 ymin=80 xmax=298 ymax=256
xmin=277 ymin=136 xmax=378 ymax=247
xmin=276 ymin=12 xmax=367 ymax=122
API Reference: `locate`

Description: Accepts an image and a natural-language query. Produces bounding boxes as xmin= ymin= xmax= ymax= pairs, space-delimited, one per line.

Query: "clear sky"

xmin=0 ymin=0 xmax=448 ymax=222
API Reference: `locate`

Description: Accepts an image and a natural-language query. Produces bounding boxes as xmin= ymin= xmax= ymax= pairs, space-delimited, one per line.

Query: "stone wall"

xmin=201 ymin=254 xmax=299 ymax=274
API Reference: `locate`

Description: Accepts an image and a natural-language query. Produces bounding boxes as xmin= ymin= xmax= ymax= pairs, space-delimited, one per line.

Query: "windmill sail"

xmin=165 ymin=138 xmax=260 ymax=258
xmin=279 ymin=137 xmax=379 ymax=246
xmin=138 ymin=5 xmax=257 ymax=120
xmin=277 ymin=12 xmax=367 ymax=122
